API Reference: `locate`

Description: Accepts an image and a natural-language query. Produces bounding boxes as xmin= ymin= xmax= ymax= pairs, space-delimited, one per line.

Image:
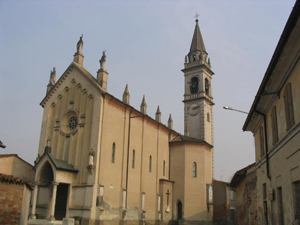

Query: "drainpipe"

xmin=255 ymin=110 xmax=271 ymax=180
xmin=125 ymin=110 xmax=143 ymax=208
xmin=125 ymin=109 xmax=133 ymax=208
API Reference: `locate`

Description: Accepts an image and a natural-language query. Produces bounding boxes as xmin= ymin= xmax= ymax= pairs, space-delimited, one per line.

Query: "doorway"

xmin=177 ymin=200 xmax=183 ymax=220
xmin=54 ymin=183 xmax=69 ymax=220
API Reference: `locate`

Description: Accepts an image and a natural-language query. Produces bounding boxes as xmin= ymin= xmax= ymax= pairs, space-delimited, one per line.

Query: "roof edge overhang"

xmin=243 ymin=0 xmax=300 ymax=132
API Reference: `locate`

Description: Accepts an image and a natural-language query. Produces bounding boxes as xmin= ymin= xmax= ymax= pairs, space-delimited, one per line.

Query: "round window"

xmin=68 ymin=116 xmax=78 ymax=130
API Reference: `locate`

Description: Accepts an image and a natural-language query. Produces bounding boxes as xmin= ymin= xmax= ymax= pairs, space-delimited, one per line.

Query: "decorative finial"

xmin=194 ymin=13 xmax=199 ymax=22
xmin=122 ymin=84 xmax=130 ymax=104
xmin=49 ymin=67 xmax=56 ymax=85
xmin=47 ymin=139 xmax=51 ymax=147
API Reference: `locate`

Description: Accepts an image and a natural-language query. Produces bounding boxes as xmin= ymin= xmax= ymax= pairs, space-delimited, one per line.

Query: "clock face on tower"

xmin=188 ymin=103 xmax=199 ymax=116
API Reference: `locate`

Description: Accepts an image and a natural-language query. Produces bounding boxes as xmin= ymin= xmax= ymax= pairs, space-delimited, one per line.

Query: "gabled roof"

xmin=34 ymin=148 xmax=78 ymax=173
xmin=190 ymin=20 xmax=206 ymax=53
xmin=230 ymin=162 xmax=255 ymax=188
xmin=0 ymin=173 xmax=34 ymax=190
xmin=40 ymin=62 xmax=105 ymax=107
xmin=170 ymin=134 xmax=213 ymax=148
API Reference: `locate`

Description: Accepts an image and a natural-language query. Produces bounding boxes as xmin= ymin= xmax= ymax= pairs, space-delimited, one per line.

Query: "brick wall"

xmin=0 ymin=182 xmax=24 ymax=225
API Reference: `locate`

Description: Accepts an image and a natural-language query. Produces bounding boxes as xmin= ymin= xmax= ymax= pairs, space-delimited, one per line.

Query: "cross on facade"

xmin=166 ymin=189 xmax=170 ymax=206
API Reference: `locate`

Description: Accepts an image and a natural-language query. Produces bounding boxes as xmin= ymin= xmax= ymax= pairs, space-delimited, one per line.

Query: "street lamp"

xmin=0 ymin=140 xmax=6 ymax=148
xmin=223 ymin=106 xmax=248 ymax=114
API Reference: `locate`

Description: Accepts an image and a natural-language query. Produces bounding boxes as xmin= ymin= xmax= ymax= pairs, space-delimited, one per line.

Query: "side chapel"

xmin=29 ymin=19 xmax=215 ymax=225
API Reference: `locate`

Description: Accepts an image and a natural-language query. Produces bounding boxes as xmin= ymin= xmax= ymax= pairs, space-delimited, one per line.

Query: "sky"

xmin=0 ymin=0 xmax=296 ymax=182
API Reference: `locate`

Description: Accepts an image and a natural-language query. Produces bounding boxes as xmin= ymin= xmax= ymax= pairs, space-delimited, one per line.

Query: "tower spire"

xmin=190 ymin=18 xmax=206 ymax=53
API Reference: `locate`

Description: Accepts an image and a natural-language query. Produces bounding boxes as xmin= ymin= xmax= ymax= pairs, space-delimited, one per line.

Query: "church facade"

xmin=29 ymin=19 xmax=215 ymax=225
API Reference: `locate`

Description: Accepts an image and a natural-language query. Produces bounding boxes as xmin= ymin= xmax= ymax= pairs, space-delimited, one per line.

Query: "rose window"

xmin=68 ymin=116 xmax=78 ymax=130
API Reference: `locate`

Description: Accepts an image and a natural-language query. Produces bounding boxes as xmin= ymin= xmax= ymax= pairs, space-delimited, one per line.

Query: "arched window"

xmin=193 ymin=162 xmax=197 ymax=178
xmin=132 ymin=150 xmax=135 ymax=168
xmin=193 ymin=55 xmax=196 ymax=61
xmin=207 ymin=113 xmax=210 ymax=122
xmin=205 ymin=78 xmax=210 ymax=95
xmin=111 ymin=143 xmax=116 ymax=163
xmin=149 ymin=155 xmax=152 ymax=173
xmin=284 ymin=83 xmax=295 ymax=131
xmin=40 ymin=162 xmax=54 ymax=183
xmin=190 ymin=77 xmax=199 ymax=94
xmin=163 ymin=160 xmax=166 ymax=176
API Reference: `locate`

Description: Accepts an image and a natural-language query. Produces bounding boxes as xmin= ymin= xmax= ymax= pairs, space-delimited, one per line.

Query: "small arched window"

xmin=163 ymin=160 xmax=166 ymax=176
xmin=111 ymin=143 xmax=116 ymax=163
xmin=193 ymin=162 xmax=197 ymax=178
xmin=205 ymin=78 xmax=210 ymax=95
xmin=193 ymin=55 xmax=196 ymax=61
xmin=132 ymin=150 xmax=135 ymax=168
xmin=149 ymin=155 xmax=152 ymax=173
xmin=207 ymin=113 xmax=210 ymax=122
xmin=190 ymin=77 xmax=199 ymax=94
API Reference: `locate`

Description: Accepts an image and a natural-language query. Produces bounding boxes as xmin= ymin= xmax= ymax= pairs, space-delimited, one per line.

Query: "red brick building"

xmin=0 ymin=174 xmax=33 ymax=225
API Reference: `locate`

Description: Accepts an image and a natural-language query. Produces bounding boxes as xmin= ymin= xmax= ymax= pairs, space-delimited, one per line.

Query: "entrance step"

xmin=28 ymin=219 xmax=63 ymax=225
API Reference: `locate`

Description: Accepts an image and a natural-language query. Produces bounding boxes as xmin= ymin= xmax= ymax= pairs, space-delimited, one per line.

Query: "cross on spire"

xmin=194 ymin=12 xmax=200 ymax=22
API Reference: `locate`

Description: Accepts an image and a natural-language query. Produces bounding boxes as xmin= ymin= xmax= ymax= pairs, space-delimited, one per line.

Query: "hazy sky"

xmin=0 ymin=0 xmax=295 ymax=182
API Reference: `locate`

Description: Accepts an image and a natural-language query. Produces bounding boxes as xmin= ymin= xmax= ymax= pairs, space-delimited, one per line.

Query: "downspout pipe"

xmin=125 ymin=109 xmax=133 ymax=208
xmin=255 ymin=110 xmax=271 ymax=180
xmin=125 ymin=111 xmax=143 ymax=209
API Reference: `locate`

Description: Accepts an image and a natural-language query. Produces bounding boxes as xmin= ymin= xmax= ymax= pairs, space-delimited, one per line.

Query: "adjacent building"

xmin=0 ymin=154 xmax=35 ymax=182
xmin=28 ymin=19 xmax=215 ymax=225
xmin=213 ymin=180 xmax=236 ymax=224
xmin=243 ymin=1 xmax=300 ymax=224
xmin=0 ymin=154 xmax=34 ymax=225
xmin=230 ymin=163 xmax=257 ymax=225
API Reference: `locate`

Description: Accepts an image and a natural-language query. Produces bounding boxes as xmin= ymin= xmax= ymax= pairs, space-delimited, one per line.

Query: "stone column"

xmin=49 ymin=182 xmax=59 ymax=221
xmin=30 ymin=182 xmax=39 ymax=219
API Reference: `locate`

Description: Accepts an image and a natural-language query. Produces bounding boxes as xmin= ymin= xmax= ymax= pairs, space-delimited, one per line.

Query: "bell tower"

xmin=182 ymin=18 xmax=214 ymax=145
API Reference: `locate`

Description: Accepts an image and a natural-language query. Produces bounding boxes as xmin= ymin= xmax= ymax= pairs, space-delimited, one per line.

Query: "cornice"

xmin=182 ymin=63 xmax=214 ymax=76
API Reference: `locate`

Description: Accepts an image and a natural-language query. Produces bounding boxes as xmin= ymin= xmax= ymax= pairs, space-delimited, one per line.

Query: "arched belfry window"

xmin=205 ymin=78 xmax=210 ymax=95
xmin=193 ymin=162 xmax=197 ymax=178
xmin=111 ymin=143 xmax=116 ymax=163
xmin=190 ymin=77 xmax=199 ymax=94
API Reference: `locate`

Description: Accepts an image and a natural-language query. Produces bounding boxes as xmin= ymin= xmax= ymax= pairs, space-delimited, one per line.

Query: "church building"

xmin=29 ymin=19 xmax=215 ymax=225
